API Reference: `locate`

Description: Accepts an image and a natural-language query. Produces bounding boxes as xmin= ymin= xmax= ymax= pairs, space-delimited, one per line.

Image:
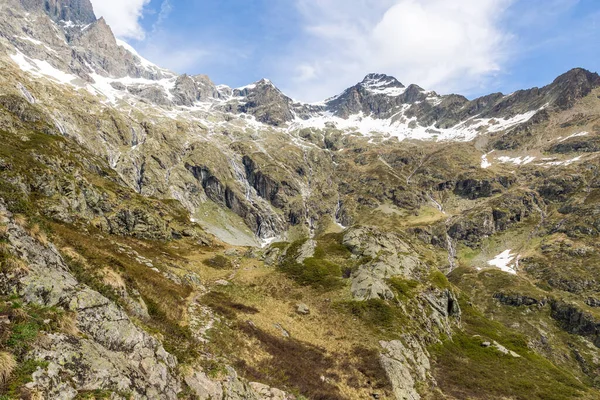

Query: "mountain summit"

xmin=19 ymin=0 xmax=97 ymax=24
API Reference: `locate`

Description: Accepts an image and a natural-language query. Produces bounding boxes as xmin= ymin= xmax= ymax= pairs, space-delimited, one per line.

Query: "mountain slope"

xmin=2 ymin=0 xmax=600 ymax=399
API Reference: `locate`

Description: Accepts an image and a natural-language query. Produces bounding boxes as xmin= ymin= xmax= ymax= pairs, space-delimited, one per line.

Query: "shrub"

xmin=279 ymin=256 xmax=343 ymax=291
xmin=429 ymin=270 xmax=451 ymax=289
xmin=339 ymin=299 xmax=402 ymax=329
xmin=202 ymin=255 xmax=233 ymax=270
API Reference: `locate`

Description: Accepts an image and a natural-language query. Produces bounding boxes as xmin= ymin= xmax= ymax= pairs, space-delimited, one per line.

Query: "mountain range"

xmin=1 ymin=0 xmax=600 ymax=399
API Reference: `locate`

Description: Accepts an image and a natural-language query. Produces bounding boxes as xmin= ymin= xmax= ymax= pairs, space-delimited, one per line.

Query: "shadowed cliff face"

xmin=20 ymin=0 xmax=96 ymax=24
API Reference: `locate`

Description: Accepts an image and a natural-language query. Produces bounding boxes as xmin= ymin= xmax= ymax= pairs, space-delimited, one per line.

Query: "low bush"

xmin=202 ymin=255 xmax=233 ymax=270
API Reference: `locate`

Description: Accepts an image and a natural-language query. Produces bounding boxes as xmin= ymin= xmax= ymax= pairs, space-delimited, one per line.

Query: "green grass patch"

xmin=338 ymin=299 xmax=407 ymax=334
xmin=388 ymin=277 xmax=420 ymax=300
xmin=429 ymin=298 xmax=589 ymax=400
xmin=2 ymin=359 xmax=49 ymax=398
xmin=275 ymin=239 xmax=346 ymax=291
xmin=280 ymin=257 xmax=343 ymax=291
xmin=314 ymin=232 xmax=351 ymax=259
xmin=429 ymin=270 xmax=451 ymax=289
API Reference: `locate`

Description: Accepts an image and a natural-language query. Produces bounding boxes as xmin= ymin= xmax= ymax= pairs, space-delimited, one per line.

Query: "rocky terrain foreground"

xmin=1 ymin=0 xmax=600 ymax=399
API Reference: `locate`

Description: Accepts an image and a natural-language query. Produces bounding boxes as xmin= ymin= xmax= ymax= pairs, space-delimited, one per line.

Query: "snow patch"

xmin=10 ymin=51 xmax=77 ymax=85
xmin=487 ymin=250 xmax=519 ymax=275
xmin=480 ymin=151 xmax=494 ymax=169
xmin=115 ymin=39 xmax=161 ymax=71
xmin=497 ymin=155 xmax=536 ymax=166
xmin=540 ymin=156 xmax=582 ymax=167
xmin=484 ymin=110 xmax=539 ymax=133
xmin=366 ymin=86 xmax=406 ymax=96
xmin=559 ymin=131 xmax=589 ymax=142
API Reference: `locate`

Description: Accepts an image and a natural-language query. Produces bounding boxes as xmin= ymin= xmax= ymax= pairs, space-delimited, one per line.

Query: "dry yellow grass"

xmin=102 ymin=268 xmax=126 ymax=290
xmin=56 ymin=311 xmax=79 ymax=336
xmin=13 ymin=214 xmax=26 ymax=227
xmin=211 ymin=261 xmax=391 ymax=399
xmin=0 ymin=224 xmax=8 ymax=238
xmin=28 ymin=224 xmax=48 ymax=246
xmin=3 ymin=257 xmax=29 ymax=273
xmin=0 ymin=351 xmax=16 ymax=385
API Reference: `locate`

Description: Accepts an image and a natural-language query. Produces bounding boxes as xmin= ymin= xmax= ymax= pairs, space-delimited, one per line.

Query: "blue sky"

xmin=90 ymin=0 xmax=600 ymax=102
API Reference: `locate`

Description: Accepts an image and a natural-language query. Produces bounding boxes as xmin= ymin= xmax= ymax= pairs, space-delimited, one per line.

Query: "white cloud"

xmin=90 ymin=0 xmax=150 ymax=40
xmin=279 ymin=0 xmax=514 ymax=102
xmin=138 ymin=39 xmax=210 ymax=73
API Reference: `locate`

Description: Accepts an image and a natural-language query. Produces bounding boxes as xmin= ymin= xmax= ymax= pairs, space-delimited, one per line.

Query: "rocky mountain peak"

xmin=548 ymin=68 xmax=600 ymax=110
xmin=360 ymin=73 xmax=405 ymax=90
xmin=325 ymin=73 xmax=416 ymax=118
xmin=231 ymin=79 xmax=294 ymax=126
xmin=20 ymin=0 xmax=96 ymax=25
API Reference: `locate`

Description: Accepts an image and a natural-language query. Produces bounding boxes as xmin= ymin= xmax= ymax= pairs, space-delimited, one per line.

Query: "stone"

xmin=249 ymin=382 xmax=294 ymax=400
xmin=296 ymin=303 xmax=310 ymax=315
xmin=184 ymin=370 xmax=224 ymax=400
xmin=492 ymin=341 xmax=521 ymax=358
xmin=295 ymin=239 xmax=316 ymax=264
xmin=274 ymin=323 xmax=290 ymax=338
xmin=379 ymin=337 xmax=431 ymax=400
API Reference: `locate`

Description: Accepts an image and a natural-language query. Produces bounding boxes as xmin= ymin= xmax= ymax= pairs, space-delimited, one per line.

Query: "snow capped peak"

xmin=258 ymin=78 xmax=273 ymax=86
xmin=236 ymin=78 xmax=272 ymax=91
xmin=360 ymin=73 xmax=406 ymax=96
xmin=361 ymin=73 xmax=404 ymax=89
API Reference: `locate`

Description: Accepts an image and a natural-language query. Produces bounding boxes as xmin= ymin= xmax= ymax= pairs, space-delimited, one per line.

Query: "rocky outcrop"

xmin=550 ymin=300 xmax=600 ymax=347
xmin=447 ymin=191 xmax=542 ymax=246
xmin=423 ymin=289 xmax=461 ymax=319
xmin=494 ymin=292 xmax=543 ymax=307
xmin=379 ymin=336 xmax=432 ymax=400
xmin=445 ymin=176 xmax=514 ymax=200
xmin=184 ymin=367 xmax=295 ymax=400
xmin=536 ymin=174 xmax=583 ymax=202
xmin=548 ymin=135 xmax=600 ymax=154
xmin=0 ymin=203 xmax=181 ymax=398
xmin=172 ymin=74 xmax=221 ymax=106
xmin=343 ymin=227 xmax=424 ymax=300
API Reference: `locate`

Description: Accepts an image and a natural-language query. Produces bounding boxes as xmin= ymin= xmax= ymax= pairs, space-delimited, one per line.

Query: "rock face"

xmin=380 ymin=337 xmax=432 ymax=400
xmin=494 ymin=292 xmax=542 ymax=307
xmin=233 ymin=79 xmax=294 ymax=126
xmin=550 ymin=301 xmax=600 ymax=347
xmin=326 ymin=73 xmax=412 ymax=119
xmin=184 ymin=367 xmax=295 ymax=400
xmin=0 ymin=203 xmax=181 ymax=398
xmin=446 ymin=190 xmax=543 ymax=247
xmin=343 ymin=227 xmax=424 ymax=300
xmin=172 ymin=74 xmax=222 ymax=106
xmin=20 ymin=0 xmax=97 ymax=24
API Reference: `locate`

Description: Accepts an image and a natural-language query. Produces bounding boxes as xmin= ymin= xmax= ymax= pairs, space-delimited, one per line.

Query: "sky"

xmin=89 ymin=0 xmax=600 ymax=102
